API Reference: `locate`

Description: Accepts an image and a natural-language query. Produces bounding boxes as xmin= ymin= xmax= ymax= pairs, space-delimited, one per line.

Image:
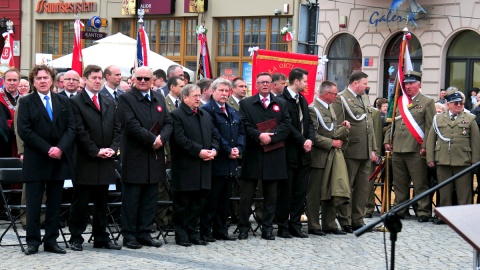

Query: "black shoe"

xmin=261 ymin=231 xmax=275 ymax=240
xmin=24 ymin=245 xmax=39 ymax=255
xmin=433 ymin=217 xmax=445 ymax=225
xmin=323 ymin=228 xmax=347 ymax=235
xmin=93 ymin=241 xmax=122 ymax=250
xmin=342 ymin=225 xmax=353 ymax=233
xmin=308 ymin=229 xmax=327 ymax=236
xmin=277 ymin=230 xmax=293 ymax=238
xmin=212 ymin=233 xmax=237 ymax=241
xmin=44 ymin=244 xmax=66 ymax=254
xmin=290 ymin=229 xmax=309 ymax=238
xmin=123 ymin=239 xmax=142 ymax=249
xmin=176 ymin=241 xmax=192 ymax=247
xmin=418 ymin=216 xmax=430 ymax=223
xmin=352 ymin=224 xmax=365 ymax=231
xmin=137 ymin=238 xmax=162 ymax=247
xmin=70 ymin=242 xmax=83 ymax=251
xmin=190 ymin=239 xmax=208 ymax=245
xmin=365 ymin=213 xmax=373 ymax=218
xmin=201 ymin=235 xmax=216 ymax=242
xmin=238 ymin=231 xmax=248 ymax=240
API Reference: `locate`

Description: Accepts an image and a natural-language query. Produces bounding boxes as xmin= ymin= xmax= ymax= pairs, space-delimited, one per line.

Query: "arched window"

xmin=383 ymin=33 xmax=422 ymax=98
xmin=446 ymin=30 xmax=480 ymax=101
xmin=327 ymin=34 xmax=362 ymax=91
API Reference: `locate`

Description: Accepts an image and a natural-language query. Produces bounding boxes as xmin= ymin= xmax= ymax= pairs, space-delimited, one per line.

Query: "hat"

xmin=446 ymin=92 xmax=463 ymax=103
xmin=403 ymin=70 xmax=422 ymax=83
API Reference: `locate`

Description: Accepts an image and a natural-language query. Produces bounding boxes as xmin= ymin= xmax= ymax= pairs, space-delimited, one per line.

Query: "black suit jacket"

xmin=239 ymin=93 xmax=290 ymax=180
xmin=100 ymin=86 xmax=124 ymax=105
xmin=170 ymin=103 xmax=220 ymax=191
xmin=70 ymin=90 xmax=121 ymax=185
xmin=277 ymin=88 xmax=315 ymax=168
xmin=117 ymin=87 xmax=173 ymax=184
xmin=17 ymin=92 xmax=76 ymax=181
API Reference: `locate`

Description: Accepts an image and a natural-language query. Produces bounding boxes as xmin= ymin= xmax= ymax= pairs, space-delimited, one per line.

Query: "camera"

xmin=274 ymin=9 xmax=281 ymax=16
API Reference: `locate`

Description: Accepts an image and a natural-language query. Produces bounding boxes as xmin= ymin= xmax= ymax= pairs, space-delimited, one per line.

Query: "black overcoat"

xmin=239 ymin=93 xmax=290 ymax=180
xmin=117 ymin=87 xmax=173 ymax=184
xmin=170 ymin=102 xmax=220 ymax=191
xmin=17 ymin=92 xmax=76 ymax=181
xmin=70 ymin=90 xmax=121 ymax=185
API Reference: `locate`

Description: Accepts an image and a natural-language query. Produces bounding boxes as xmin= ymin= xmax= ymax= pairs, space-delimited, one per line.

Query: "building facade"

xmin=4 ymin=0 xmax=479 ymax=100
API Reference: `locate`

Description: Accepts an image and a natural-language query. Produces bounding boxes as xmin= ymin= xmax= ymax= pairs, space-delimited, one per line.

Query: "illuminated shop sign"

xmin=35 ymin=0 xmax=97 ymax=13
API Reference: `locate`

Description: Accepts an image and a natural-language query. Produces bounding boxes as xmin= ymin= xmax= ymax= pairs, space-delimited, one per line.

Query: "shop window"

xmin=40 ymin=20 xmax=98 ymax=59
xmin=383 ymin=33 xmax=422 ymax=98
xmin=446 ymin=30 xmax=480 ymax=95
xmin=326 ymin=34 xmax=362 ymax=91
xmin=216 ymin=17 xmax=291 ymax=79
xmin=116 ymin=18 xmax=197 ymax=68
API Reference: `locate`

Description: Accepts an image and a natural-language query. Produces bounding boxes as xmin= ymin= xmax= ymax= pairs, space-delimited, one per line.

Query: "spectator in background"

xmin=152 ymin=69 xmax=167 ymax=96
xmin=197 ymin=78 xmax=213 ymax=106
xmin=465 ymin=87 xmax=479 ymax=110
xmin=436 ymin=89 xmax=447 ymax=104
xmin=183 ymin=71 xmax=191 ymax=84
xmin=271 ymin=73 xmax=287 ymax=96
xmin=55 ymin=72 xmax=65 ymax=93
xmin=376 ymin=98 xmax=389 ymax=127
xmin=18 ymin=79 xmax=30 ymax=95
xmin=77 ymin=78 xmax=85 ymax=93
xmin=119 ymin=81 xmax=130 ymax=92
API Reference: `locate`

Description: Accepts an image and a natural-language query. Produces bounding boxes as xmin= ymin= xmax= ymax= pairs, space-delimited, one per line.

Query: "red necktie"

xmin=262 ymin=97 xmax=268 ymax=109
xmin=221 ymin=106 xmax=226 ymax=114
xmin=92 ymin=95 xmax=100 ymax=111
xmin=193 ymin=108 xmax=198 ymax=114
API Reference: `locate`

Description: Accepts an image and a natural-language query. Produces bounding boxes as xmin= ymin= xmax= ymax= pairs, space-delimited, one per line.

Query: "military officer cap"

xmin=446 ymin=92 xmax=464 ymax=103
xmin=403 ymin=70 xmax=422 ymax=83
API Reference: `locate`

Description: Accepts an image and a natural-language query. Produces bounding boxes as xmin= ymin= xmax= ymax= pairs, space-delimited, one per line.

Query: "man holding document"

xmin=117 ymin=66 xmax=173 ymax=249
xmin=236 ymin=72 xmax=291 ymax=240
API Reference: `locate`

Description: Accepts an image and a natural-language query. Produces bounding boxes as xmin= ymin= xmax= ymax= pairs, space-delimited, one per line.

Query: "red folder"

xmin=150 ymin=120 xmax=161 ymax=136
xmin=256 ymin=118 xmax=284 ymax=152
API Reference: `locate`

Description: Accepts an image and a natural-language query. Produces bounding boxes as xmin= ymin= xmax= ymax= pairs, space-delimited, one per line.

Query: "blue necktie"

xmin=44 ymin=96 xmax=53 ymax=121
xmin=145 ymin=93 xmax=150 ymax=101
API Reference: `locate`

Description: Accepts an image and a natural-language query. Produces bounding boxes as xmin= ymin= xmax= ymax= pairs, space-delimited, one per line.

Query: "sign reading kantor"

xmin=35 ymin=0 xmax=97 ymax=13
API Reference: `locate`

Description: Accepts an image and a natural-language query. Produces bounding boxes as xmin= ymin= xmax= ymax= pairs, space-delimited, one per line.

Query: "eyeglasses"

xmin=451 ymin=101 xmax=464 ymax=106
xmin=136 ymin=77 xmax=151 ymax=82
xmin=326 ymin=92 xmax=338 ymax=96
xmin=256 ymin=81 xmax=272 ymax=85
xmin=64 ymin=78 xmax=79 ymax=82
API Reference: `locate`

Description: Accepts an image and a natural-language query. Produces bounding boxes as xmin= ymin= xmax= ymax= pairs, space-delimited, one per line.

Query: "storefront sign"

xmin=367 ymin=8 xmax=429 ymax=29
xmin=35 ymin=0 xmax=97 ymax=13
xmin=81 ymin=31 xmax=107 ymax=40
xmin=140 ymin=0 xmax=175 ymax=15
xmin=184 ymin=0 xmax=208 ymax=13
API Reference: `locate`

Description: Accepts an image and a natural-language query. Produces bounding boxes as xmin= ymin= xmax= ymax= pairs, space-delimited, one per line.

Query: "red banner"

xmin=252 ymin=49 xmax=318 ymax=103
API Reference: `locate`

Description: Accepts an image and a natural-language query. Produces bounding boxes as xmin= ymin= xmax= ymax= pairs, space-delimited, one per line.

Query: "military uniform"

xmin=384 ymin=93 xmax=436 ymax=218
xmin=426 ymin=109 xmax=480 ymax=207
xmin=227 ymin=96 xmax=240 ymax=111
xmin=307 ymin=98 xmax=348 ymax=231
xmin=332 ymin=88 xmax=377 ymax=228
xmin=366 ymin=107 xmax=383 ymax=216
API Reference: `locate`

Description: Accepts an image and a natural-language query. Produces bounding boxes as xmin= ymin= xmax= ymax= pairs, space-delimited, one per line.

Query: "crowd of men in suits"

xmin=1 ymin=64 xmax=479 ymax=256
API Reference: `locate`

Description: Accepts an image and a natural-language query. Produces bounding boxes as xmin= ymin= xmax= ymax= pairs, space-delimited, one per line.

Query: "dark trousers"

xmin=200 ymin=176 xmax=233 ymax=236
xmin=275 ymin=165 xmax=310 ymax=231
xmin=237 ymin=178 xmax=278 ymax=233
xmin=68 ymin=184 xmax=110 ymax=244
xmin=25 ymin=180 xmax=64 ymax=247
xmin=121 ymin=182 xmax=158 ymax=242
xmin=172 ymin=190 xmax=207 ymax=243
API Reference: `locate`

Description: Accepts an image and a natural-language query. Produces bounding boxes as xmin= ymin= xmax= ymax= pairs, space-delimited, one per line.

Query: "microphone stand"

xmin=355 ymin=161 xmax=480 ymax=270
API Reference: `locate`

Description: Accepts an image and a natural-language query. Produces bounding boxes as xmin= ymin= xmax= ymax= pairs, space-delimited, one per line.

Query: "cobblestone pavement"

xmin=0 ymin=216 xmax=473 ymax=270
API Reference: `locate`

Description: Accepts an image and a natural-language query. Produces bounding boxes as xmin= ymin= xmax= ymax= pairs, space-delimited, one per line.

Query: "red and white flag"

xmin=396 ymin=32 xmax=424 ymax=145
xmin=135 ymin=25 xmax=149 ymax=68
xmin=72 ymin=19 xmax=84 ymax=76
xmin=1 ymin=27 xmax=15 ymax=68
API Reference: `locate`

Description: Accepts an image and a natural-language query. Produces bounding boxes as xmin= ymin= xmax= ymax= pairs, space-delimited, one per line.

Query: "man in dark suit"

xmin=170 ymin=84 xmax=220 ymax=247
xmin=17 ymin=65 xmax=76 ymax=255
xmin=68 ymin=65 xmax=122 ymax=251
xmin=200 ymin=78 xmax=245 ymax=242
xmin=236 ymin=72 xmax=290 ymax=240
xmin=100 ymin=65 xmax=123 ymax=104
xmin=227 ymin=77 xmax=247 ymax=111
xmin=275 ymin=68 xmax=314 ymax=238
xmin=59 ymin=70 xmax=80 ymax=98
xmin=117 ymin=66 xmax=173 ymax=249
xmin=158 ymin=65 xmax=184 ymax=96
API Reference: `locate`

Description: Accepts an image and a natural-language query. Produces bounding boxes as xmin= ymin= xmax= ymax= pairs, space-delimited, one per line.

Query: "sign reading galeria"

xmin=36 ymin=0 xmax=97 ymax=13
